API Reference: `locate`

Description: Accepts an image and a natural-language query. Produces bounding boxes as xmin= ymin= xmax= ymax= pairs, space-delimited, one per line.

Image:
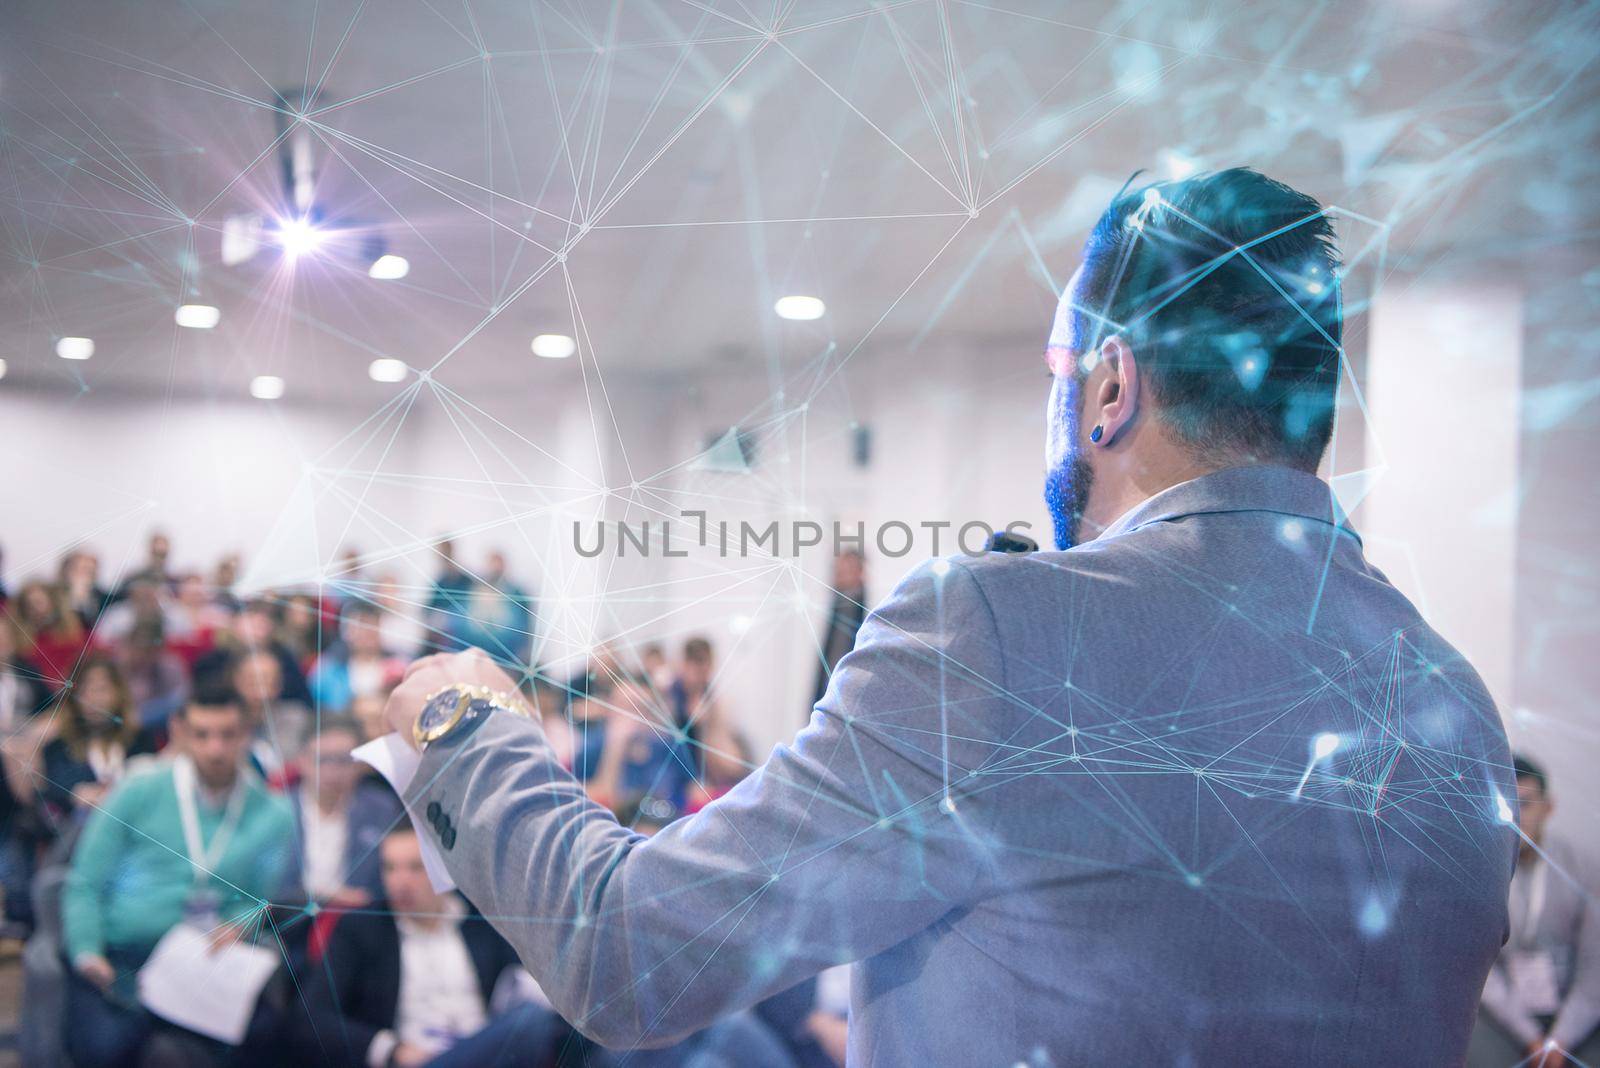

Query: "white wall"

xmin=1360 ymin=284 xmax=1522 ymax=709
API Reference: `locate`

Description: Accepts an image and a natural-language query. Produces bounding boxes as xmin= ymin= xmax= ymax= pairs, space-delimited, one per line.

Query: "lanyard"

xmin=1519 ymin=858 xmax=1549 ymax=947
xmin=172 ymin=756 xmax=248 ymax=885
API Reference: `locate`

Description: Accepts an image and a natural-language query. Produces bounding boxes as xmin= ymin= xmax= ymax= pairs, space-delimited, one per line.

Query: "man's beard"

xmin=1044 ymin=449 xmax=1095 ymax=551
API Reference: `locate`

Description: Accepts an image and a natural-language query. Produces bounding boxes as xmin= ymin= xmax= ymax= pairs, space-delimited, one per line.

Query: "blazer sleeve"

xmin=405 ymin=559 xmax=1008 ymax=1049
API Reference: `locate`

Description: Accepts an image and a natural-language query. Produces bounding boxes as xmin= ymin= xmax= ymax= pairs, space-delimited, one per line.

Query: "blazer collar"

xmin=1097 ymin=464 xmax=1361 ymax=545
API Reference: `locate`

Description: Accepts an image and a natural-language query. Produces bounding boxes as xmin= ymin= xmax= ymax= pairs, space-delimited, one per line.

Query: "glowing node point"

xmin=930 ymin=559 xmax=952 ymax=577
xmin=1313 ymin=732 xmax=1341 ymax=759
xmin=939 ymin=796 xmax=957 ymax=814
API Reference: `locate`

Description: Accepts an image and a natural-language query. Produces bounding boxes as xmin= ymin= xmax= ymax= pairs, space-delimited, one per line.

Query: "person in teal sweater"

xmin=62 ymin=691 xmax=295 ymax=1068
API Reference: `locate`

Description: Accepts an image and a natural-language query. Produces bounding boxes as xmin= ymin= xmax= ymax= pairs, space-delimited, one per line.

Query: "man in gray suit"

xmin=386 ymin=169 xmax=1518 ymax=1064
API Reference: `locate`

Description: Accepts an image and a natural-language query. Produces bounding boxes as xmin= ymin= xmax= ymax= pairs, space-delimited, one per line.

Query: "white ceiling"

xmin=1 ymin=0 xmax=1596 ymax=403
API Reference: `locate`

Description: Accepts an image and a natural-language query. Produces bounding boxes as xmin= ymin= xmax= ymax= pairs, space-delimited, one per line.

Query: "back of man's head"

xmin=1076 ymin=167 xmax=1342 ymax=471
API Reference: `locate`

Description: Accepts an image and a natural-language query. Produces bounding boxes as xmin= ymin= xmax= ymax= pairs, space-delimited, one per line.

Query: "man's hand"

xmin=1528 ymin=1041 xmax=1567 ymax=1068
xmin=207 ymin=918 xmax=253 ymax=954
xmin=389 ymin=1042 xmax=432 ymax=1067
xmin=73 ymin=952 xmax=115 ymax=990
xmin=385 ymin=648 xmax=523 ymax=750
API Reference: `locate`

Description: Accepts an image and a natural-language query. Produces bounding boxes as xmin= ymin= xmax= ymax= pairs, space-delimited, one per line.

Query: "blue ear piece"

xmin=1090 ymin=424 xmax=1104 ymax=443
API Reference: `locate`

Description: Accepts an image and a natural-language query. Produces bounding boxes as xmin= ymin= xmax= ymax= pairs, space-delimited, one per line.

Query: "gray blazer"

xmin=407 ymin=464 xmax=1518 ymax=1064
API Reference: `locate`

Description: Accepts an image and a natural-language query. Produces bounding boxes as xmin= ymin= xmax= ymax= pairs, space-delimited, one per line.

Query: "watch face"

xmin=418 ymin=688 xmax=467 ymax=739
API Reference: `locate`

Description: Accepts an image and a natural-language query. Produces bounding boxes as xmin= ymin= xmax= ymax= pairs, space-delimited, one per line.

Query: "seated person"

xmin=231 ymin=648 xmax=311 ymax=781
xmin=226 ymin=596 xmax=313 ymax=705
xmin=28 ymin=655 xmax=161 ymax=832
xmin=281 ymin=715 xmax=401 ymax=908
xmin=292 ymin=824 xmax=568 ymax=1068
xmin=754 ymin=966 xmax=850 ymax=1068
xmin=667 ymin=638 xmax=749 ymax=805
xmin=1469 ymin=754 xmax=1600 ymax=1065
xmin=579 ymin=674 xmax=695 ymax=820
xmin=307 ymin=601 xmax=405 ymax=714
xmin=61 ymin=690 xmax=295 ymax=1068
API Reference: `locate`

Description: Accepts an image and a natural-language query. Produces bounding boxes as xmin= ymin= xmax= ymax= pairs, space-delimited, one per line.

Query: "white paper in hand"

xmin=137 ymin=924 xmax=279 ymax=1044
xmin=352 ymin=733 xmax=458 ymax=892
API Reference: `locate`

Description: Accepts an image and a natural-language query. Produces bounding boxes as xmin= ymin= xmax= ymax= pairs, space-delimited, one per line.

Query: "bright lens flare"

xmin=277 ymin=217 xmax=324 ymax=259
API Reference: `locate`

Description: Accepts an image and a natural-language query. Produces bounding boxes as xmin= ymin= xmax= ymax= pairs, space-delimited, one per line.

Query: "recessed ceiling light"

xmin=368 ymin=358 xmax=408 ymax=383
xmin=774 ymin=295 xmax=825 ymax=321
xmin=531 ymin=334 xmax=576 ymax=359
xmin=368 ymin=254 xmax=410 ymax=280
xmin=175 ymin=304 xmax=221 ymax=330
xmin=56 ymin=337 xmax=95 ymax=360
xmin=250 ymin=375 xmax=285 ymax=400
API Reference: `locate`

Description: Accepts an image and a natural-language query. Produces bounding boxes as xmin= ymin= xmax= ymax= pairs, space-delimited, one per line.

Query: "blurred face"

xmin=65 ymin=553 xmax=97 ymax=586
xmin=680 ymin=655 xmax=711 ymax=692
xmin=1043 ymin=267 xmax=1098 ymax=551
xmin=486 ymin=552 xmax=507 ymax=581
xmin=178 ymin=575 xmax=206 ymax=607
xmin=832 ymin=553 xmax=864 ymax=591
xmin=21 ymin=586 xmax=54 ymax=625
xmin=345 ymin=613 xmax=382 ymax=656
xmin=381 ymin=830 xmax=445 ymax=916
xmin=76 ymin=666 xmax=121 ymax=726
xmin=149 ymin=534 xmax=170 ymax=562
xmin=351 ymin=693 xmax=387 ymax=742
xmin=235 ymin=608 xmax=274 ymax=646
xmin=303 ymin=729 xmax=359 ymax=800
xmin=1516 ymin=776 xmax=1553 ymax=847
xmin=180 ymin=705 xmax=249 ymax=789
xmin=285 ymin=597 xmax=316 ymax=631
xmin=233 ymin=654 xmax=282 ymax=707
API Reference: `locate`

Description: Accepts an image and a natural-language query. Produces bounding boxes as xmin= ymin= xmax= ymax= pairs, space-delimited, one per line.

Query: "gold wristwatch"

xmin=413 ymin=684 xmax=526 ymax=751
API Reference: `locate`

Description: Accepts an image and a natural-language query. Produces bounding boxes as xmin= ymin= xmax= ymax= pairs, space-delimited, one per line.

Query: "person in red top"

xmin=10 ymin=581 xmax=95 ymax=695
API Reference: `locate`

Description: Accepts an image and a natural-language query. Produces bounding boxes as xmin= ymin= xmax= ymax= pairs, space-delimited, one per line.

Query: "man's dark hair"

xmin=310 ymin=714 xmax=361 ymax=740
xmin=341 ymin=599 xmax=381 ymax=621
xmin=1512 ymin=753 xmax=1548 ymax=796
xmin=1076 ymin=167 xmax=1342 ymax=471
xmin=179 ymin=683 xmax=243 ymax=720
xmin=684 ymin=637 xmax=713 ymax=664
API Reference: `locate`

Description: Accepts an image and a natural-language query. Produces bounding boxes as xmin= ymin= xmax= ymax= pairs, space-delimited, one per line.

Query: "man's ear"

xmin=1091 ymin=335 xmax=1140 ymax=446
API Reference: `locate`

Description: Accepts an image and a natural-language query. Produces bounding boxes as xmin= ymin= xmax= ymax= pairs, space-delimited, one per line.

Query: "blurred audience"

xmin=112 ymin=530 xmax=173 ymax=601
xmin=422 ymin=538 xmax=472 ymax=654
xmin=0 ymin=531 xmax=780 ymax=1064
xmin=62 ymin=691 xmax=295 ymax=1067
xmin=281 ymin=716 xmax=401 ymax=908
xmin=233 ymin=648 xmax=312 ymax=781
xmin=812 ymin=549 xmax=867 ymax=709
xmin=1469 ymin=754 xmax=1600 ymax=1066
xmin=13 ymin=580 xmax=95 ymax=693
xmin=29 ymin=656 xmax=160 ymax=835
xmin=455 ymin=550 xmax=536 ymax=671
xmin=308 ymin=601 xmax=406 ymax=714
xmin=293 ymin=824 xmax=564 ymax=1068
xmin=60 ymin=550 xmax=111 ymax=631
